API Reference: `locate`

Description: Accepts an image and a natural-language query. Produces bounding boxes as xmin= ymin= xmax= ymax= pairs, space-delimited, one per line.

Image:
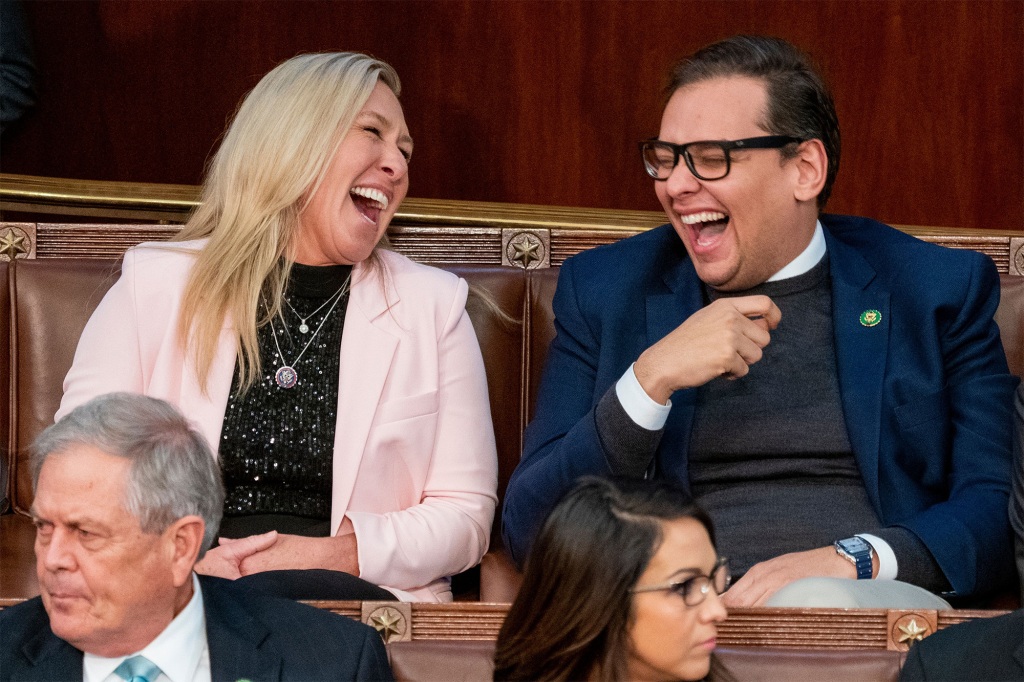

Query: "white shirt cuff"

xmin=857 ymin=533 xmax=898 ymax=580
xmin=615 ymin=364 xmax=671 ymax=431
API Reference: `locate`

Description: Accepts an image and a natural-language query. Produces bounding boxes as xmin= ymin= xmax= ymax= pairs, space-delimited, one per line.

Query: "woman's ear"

xmin=791 ymin=139 xmax=828 ymax=204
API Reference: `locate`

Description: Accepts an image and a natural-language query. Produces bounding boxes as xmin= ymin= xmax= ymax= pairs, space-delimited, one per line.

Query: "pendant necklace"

xmin=267 ymin=275 xmax=350 ymax=389
xmin=283 ymin=280 xmax=348 ymax=334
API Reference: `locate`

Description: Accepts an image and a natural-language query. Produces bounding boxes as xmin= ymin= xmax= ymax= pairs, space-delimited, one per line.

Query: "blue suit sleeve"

xmin=893 ymin=252 xmax=1019 ymax=595
xmin=355 ymin=628 xmax=394 ymax=682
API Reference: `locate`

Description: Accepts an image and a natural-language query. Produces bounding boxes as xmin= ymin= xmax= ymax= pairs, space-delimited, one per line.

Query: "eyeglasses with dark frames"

xmin=639 ymin=136 xmax=804 ymax=181
xmin=630 ymin=557 xmax=731 ymax=607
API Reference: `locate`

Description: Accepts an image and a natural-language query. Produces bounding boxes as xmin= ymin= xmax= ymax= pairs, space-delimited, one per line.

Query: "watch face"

xmin=838 ymin=538 xmax=870 ymax=555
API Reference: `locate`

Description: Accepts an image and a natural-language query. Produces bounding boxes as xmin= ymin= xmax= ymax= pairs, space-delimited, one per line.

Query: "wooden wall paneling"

xmin=2 ymin=1 xmax=1021 ymax=230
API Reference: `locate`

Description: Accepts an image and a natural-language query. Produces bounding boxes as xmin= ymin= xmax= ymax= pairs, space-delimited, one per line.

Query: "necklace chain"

xmin=284 ymin=280 xmax=347 ymax=334
xmin=267 ymin=274 xmax=350 ymax=389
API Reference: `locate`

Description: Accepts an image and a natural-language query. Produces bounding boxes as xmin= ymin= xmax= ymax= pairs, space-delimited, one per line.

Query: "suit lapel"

xmin=646 ymin=253 xmax=704 ymax=482
xmin=18 ymin=616 xmax=83 ymax=681
xmin=330 ymin=260 xmax=399 ymax=534
xmin=203 ymin=576 xmax=283 ymax=681
xmin=825 ymin=230 xmax=890 ymax=508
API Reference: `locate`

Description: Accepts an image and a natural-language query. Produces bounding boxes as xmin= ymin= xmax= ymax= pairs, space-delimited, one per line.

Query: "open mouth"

xmin=350 ymin=186 xmax=390 ymax=225
xmin=680 ymin=211 xmax=729 ymax=249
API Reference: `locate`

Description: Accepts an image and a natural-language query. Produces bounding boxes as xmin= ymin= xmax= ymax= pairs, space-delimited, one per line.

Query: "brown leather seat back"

xmin=1 ymin=262 xmax=10 ymax=511
xmin=525 ymin=268 xmax=559 ymax=423
xmin=442 ymin=265 xmax=526 ymax=540
xmin=10 ymin=258 xmax=120 ymax=512
xmin=710 ymin=646 xmax=904 ymax=682
xmin=996 ymin=274 xmax=1024 ymax=379
xmin=388 ymin=639 xmax=496 ymax=682
xmin=385 ymin=640 xmax=907 ymax=682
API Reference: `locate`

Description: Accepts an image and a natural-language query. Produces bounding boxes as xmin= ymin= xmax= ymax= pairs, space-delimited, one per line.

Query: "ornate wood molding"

xmin=2 ymin=598 xmax=1000 ymax=649
xmin=2 ymin=174 xmax=1022 ymax=273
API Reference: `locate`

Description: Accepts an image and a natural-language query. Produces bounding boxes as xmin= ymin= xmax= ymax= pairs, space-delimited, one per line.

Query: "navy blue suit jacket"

xmin=899 ymin=609 xmax=1024 ymax=681
xmin=0 ymin=575 xmax=394 ymax=681
xmin=503 ymin=215 xmax=1018 ymax=597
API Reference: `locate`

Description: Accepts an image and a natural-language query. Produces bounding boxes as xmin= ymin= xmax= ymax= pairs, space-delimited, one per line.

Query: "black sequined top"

xmin=218 ymin=263 xmax=352 ymax=539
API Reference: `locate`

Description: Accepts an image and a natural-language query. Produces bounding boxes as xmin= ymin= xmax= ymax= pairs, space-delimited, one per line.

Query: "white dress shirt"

xmin=614 ymin=221 xmax=896 ymax=578
xmin=84 ymin=573 xmax=211 ymax=682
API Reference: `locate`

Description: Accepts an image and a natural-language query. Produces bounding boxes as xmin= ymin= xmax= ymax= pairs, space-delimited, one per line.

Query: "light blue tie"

xmin=112 ymin=655 xmax=162 ymax=682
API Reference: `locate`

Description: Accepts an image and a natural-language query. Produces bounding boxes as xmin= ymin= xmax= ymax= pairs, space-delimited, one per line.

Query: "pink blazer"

xmin=57 ymin=240 xmax=498 ymax=602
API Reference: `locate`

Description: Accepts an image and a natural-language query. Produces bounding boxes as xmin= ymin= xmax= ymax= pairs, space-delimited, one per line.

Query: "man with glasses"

xmin=503 ymin=35 xmax=1018 ymax=607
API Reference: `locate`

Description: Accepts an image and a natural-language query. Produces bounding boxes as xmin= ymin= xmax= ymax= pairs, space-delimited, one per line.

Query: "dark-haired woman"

xmin=494 ymin=477 xmax=728 ymax=682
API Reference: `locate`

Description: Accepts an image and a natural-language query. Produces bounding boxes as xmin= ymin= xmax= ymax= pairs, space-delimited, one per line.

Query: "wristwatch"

xmin=835 ymin=536 xmax=873 ymax=580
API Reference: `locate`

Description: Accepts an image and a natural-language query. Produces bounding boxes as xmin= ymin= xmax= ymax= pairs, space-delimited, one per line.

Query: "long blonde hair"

xmin=174 ymin=52 xmax=401 ymax=393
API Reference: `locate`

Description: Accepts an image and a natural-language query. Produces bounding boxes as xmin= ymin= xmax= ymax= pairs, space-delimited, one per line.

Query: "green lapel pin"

xmin=860 ymin=309 xmax=882 ymax=327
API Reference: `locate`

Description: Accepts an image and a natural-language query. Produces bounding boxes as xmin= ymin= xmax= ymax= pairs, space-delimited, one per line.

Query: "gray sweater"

xmin=596 ymin=256 xmax=947 ymax=590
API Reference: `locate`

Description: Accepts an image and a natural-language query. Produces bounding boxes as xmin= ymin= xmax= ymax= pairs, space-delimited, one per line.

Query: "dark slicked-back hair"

xmin=668 ymin=35 xmax=840 ymax=208
xmin=493 ymin=477 xmax=716 ymax=682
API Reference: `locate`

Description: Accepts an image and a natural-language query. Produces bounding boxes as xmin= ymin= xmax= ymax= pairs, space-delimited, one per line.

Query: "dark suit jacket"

xmin=899 ymin=609 xmax=1024 ymax=681
xmin=503 ymin=215 xmax=1018 ymax=597
xmin=0 ymin=574 xmax=394 ymax=681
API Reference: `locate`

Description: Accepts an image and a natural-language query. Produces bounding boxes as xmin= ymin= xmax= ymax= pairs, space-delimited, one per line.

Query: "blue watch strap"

xmin=835 ymin=537 xmax=873 ymax=580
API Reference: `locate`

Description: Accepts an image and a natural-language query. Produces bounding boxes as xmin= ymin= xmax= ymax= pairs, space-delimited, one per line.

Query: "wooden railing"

xmin=2 ymin=173 xmax=1022 ymax=274
xmin=0 ymin=596 xmax=1005 ymax=651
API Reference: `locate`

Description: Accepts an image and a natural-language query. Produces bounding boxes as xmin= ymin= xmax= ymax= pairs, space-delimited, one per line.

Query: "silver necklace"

xmin=284 ymin=281 xmax=347 ymax=334
xmin=267 ymin=275 xmax=350 ymax=389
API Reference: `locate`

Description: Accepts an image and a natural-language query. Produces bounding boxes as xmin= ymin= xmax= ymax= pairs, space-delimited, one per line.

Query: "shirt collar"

xmin=83 ymin=573 xmax=207 ymax=682
xmin=766 ymin=220 xmax=826 ymax=282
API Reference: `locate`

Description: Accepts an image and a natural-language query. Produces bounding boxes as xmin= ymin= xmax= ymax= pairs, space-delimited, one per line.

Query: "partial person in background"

xmin=0 ymin=392 xmax=393 ymax=681
xmin=0 ymin=0 xmax=37 ymax=134
xmin=57 ymin=52 xmax=498 ymax=602
xmin=899 ymin=609 xmax=1023 ymax=682
xmin=494 ymin=477 xmax=728 ymax=682
xmin=1011 ymin=383 xmax=1024 ymax=600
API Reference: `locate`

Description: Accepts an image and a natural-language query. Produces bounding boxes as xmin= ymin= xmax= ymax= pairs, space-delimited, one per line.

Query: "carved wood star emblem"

xmin=510 ymin=234 xmax=541 ymax=268
xmin=896 ymin=618 xmax=929 ymax=643
xmin=0 ymin=227 xmax=30 ymax=260
xmin=369 ymin=606 xmax=406 ymax=643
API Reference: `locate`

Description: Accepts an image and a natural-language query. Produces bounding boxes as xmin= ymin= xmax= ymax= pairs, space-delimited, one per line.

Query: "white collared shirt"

xmin=84 ymin=573 xmax=211 ymax=682
xmin=615 ymin=220 xmax=897 ymax=578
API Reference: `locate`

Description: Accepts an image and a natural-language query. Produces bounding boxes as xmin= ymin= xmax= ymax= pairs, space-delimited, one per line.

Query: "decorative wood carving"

xmin=0 ymin=598 xmax=1007 ymax=649
xmin=362 ymin=601 xmax=413 ymax=643
xmin=887 ymin=610 xmax=937 ymax=652
xmin=1 ymin=174 xmax=1022 ymax=274
xmin=3 ymin=219 xmax=1023 ymax=278
xmin=502 ymin=229 xmax=550 ymax=269
xmin=0 ymin=223 xmax=35 ymax=261
xmin=1010 ymin=238 xmax=1024 ymax=276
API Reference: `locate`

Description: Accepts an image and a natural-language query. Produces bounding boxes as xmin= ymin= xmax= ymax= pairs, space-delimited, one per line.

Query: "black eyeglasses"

xmin=631 ymin=557 xmax=731 ymax=606
xmin=639 ymin=136 xmax=803 ymax=181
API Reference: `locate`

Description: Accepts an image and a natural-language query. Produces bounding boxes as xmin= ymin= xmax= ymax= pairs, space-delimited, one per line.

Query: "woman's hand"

xmin=237 ymin=518 xmax=359 ymax=576
xmin=193 ymin=530 xmax=279 ymax=579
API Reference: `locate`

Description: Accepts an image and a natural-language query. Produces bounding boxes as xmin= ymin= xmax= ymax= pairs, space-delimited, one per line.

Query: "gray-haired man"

xmin=1 ymin=392 xmax=393 ymax=681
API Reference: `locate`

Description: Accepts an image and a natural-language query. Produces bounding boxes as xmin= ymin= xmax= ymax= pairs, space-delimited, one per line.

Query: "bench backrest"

xmin=385 ymin=639 xmax=907 ymax=682
xmin=3 ymin=216 xmax=1024 ymax=530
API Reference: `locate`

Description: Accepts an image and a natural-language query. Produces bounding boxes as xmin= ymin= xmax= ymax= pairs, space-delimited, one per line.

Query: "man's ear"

xmin=165 ymin=515 xmax=205 ymax=587
xmin=791 ymin=138 xmax=828 ymax=203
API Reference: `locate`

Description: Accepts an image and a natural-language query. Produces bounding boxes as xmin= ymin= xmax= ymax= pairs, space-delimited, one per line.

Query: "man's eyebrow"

xmin=359 ymin=111 xmax=414 ymax=148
